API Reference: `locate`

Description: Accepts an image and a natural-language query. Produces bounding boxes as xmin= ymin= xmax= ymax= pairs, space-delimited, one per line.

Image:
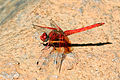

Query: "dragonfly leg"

xmin=41 ymin=46 xmax=48 ymax=51
xmin=50 ymin=43 xmax=56 ymax=50
xmin=42 ymin=46 xmax=51 ymax=51
xmin=41 ymin=42 xmax=51 ymax=51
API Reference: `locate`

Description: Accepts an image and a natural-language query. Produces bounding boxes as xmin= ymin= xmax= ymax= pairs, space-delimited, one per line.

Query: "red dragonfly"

xmin=33 ymin=19 xmax=105 ymax=72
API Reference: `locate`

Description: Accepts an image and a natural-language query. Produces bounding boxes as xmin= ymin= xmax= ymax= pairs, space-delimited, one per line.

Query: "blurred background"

xmin=0 ymin=0 xmax=36 ymax=25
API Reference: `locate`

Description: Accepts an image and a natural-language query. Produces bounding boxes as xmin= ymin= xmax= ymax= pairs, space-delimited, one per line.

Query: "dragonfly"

xmin=33 ymin=19 xmax=105 ymax=73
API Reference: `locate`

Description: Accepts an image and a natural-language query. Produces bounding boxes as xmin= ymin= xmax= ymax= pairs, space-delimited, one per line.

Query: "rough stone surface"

xmin=0 ymin=0 xmax=120 ymax=80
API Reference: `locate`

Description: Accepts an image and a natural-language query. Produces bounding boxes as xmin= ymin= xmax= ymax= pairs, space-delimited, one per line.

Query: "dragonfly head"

xmin=40 ymin=32 xmax=49 ymax=42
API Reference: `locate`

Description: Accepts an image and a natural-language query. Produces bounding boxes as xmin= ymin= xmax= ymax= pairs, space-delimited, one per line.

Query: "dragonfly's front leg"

xmin=41 ymin=41 xmax=51 ymax=51
xmin=41 ymin=41 xmax=56 ymax=54
xmin=41 ymin=46 xmax=50 ymax=51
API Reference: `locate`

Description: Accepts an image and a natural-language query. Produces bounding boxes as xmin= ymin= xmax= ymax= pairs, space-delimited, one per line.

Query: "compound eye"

xmin=40 ymin=33 xmax=48 ymax=42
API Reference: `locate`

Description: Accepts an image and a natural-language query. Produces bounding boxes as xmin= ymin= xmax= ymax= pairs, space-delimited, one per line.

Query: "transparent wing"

xmin=32 ymin=19 xmax=63 ymax=34
xmin=32 ymin=24 xmax=56 ymax=34
xmin=49 ymin=19 xmax=63 ymax=32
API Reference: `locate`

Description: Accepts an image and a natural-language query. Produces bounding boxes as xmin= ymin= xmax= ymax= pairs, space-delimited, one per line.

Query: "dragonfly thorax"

xmin=40 ymin=32 xmax=49 ymax=42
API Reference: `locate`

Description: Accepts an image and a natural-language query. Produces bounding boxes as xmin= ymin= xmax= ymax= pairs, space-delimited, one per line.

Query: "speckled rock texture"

xmin=0 ymin=0 xmax=120 ymax=80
